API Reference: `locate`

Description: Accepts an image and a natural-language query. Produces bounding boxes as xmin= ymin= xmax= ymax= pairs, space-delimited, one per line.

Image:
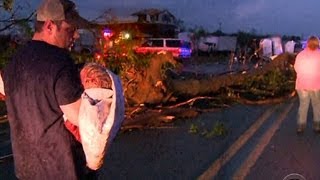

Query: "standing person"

xmin=228 ymin=51 xmax=235 ymax=70
xmin=0 ymin=0 xmax=96 ymax=179
xmin=294 ymin=36 xmax=320 ymax=134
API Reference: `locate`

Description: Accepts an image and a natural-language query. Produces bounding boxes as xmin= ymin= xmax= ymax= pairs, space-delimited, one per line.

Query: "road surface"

xmin=2 ymin=97 xmax=318 ymax=179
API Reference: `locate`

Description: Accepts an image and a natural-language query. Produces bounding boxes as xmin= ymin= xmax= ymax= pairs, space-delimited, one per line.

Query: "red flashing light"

xmin=95 ymin=53 xmax=101 ymax=60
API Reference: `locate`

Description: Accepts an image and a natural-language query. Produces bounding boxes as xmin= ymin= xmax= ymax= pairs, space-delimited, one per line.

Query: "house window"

xmin=150 ymin=15 xmax=159 ymax=22
xmin=161 ymin=14 xmax=171 ymax=24
xmin=137 ymin=15 xmax=147 ymax=22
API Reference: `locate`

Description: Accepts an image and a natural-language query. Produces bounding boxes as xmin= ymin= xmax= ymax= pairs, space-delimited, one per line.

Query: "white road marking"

xmin=198 ymin=105 xmax=277 ymax=180
xmin=232 ymin=101 xmax=294 ymax=180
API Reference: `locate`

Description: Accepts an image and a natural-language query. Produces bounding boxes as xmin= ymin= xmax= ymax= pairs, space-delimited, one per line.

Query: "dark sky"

xmin=24 ymin=0 xmax=320 ymax=37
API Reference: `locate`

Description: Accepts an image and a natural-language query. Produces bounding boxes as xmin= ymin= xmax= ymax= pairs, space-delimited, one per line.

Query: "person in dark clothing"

xmin=0 ymin=0 xmax=96 ymax=179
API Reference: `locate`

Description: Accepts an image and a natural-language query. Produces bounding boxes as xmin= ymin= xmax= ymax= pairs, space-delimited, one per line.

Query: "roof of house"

xmin=131 ymin=8 xmax=175 ymax=18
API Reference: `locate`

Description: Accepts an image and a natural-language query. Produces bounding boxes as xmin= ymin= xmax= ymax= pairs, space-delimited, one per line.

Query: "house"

xmin=73 ymin=8 xmax=179 ymax=55
xmin=93 ymin=8 xmax=178 ymax=38
xmin=131 ymin=8 xmax=176 ymax=25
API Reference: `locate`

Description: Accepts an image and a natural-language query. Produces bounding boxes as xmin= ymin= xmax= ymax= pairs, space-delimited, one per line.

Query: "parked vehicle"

xmin=73 ymin=29 xmax=96 ymax=54
xmin=135 ymin=38 xmax=192 ymax=59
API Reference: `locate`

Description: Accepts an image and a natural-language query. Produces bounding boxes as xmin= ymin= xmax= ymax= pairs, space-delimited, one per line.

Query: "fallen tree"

xmin=119 ymin=52 xmax=297 ymax=129
xmin=122 ymin=52 xmax=296 ymax=104
xmin=167 ymin=53 xmax=296 ymax=98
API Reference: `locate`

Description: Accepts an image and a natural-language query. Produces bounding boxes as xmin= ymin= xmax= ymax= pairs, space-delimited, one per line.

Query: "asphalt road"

xmin=245 ymin=99 xmax=317 ymax=180
xmin=0 ymin=101 xmax=271 ymax=179
xmin=2 ymin=97 xmax=318 ymax=179
xmin=99 ymin=103 xmax=272 ymax=180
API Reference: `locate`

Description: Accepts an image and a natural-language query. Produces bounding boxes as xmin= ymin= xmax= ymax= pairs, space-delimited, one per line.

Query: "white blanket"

xmin=79 ymin=70 xmax=125 ymax=170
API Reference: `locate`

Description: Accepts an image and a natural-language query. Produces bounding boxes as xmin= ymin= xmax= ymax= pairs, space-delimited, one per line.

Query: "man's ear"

xmin=43 ymin=21 xmax=54 ymax=34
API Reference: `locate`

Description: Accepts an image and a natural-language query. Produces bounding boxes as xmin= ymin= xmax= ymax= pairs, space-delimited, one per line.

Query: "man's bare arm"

xmin=0 ymin=72 xmax=5 ymax=100
xmin=0 ymin=72 xmax=5 ymax=96
xmin=60 ymin=98 xmax=81 ymax=126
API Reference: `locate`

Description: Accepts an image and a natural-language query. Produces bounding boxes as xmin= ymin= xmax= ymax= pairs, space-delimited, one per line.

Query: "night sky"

xmin=21 ymin=0 xmax=320 ymax=37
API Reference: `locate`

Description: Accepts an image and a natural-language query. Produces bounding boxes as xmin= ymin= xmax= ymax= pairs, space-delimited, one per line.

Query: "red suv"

xmin=135 ymin=38 xmax=192 ymax=59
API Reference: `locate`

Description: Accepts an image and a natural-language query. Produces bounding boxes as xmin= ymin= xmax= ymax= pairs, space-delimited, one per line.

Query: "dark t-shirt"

xmin=3 ymin=41 xmax=86 ymax=179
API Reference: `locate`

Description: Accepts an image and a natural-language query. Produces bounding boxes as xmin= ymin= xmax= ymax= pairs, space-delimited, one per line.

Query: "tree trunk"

xmin=123 ymin=52 xmax=296 ymax=106
xmin=167 ymin=53 xmax=296 ymax=97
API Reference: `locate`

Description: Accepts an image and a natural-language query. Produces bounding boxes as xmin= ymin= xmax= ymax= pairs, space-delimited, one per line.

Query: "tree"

xmin=0 ymin=0 xmax=34 ymax=33
xmin=175 ymin=18 xmax=186 ymax=32
xmin=211 ymin=30 xmax=225 ymax=36
xmin=1 ymin=0 xmax=13 ymax=11
xmin=92 ymin=8 xmax=118 ymax=24
xmin=190 ymin=26 xmax=207 ymax=39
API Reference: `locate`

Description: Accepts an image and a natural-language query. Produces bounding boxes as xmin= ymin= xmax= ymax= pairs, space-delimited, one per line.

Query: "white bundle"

xmin=79 ymin=70 xmax=125 ymax=170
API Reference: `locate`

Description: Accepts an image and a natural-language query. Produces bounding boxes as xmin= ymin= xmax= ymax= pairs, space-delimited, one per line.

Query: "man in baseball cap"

xmin=34 ymin=0 xmax=91 ymax=49
xmin=1 ymin=0 xmax=97 ymax=179
xmin=36 ymin=0 xmax=90 ymax=28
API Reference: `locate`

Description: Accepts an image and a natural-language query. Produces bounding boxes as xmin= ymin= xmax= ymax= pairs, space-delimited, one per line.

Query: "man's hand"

xmin=60 ymin=98 xmax=81 ymax=126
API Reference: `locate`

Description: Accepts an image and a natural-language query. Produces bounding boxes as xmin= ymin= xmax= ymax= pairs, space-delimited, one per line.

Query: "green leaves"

xmin=189 ymin=124 xmax=199 ymax=134
xmin=189 ymin=122 xmax=228 ymax=138
xmin=238 ymin=68 xmax=295 ymax=100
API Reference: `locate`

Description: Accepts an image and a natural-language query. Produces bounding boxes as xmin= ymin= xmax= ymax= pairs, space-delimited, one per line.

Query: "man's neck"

xmin=32 ymin=33 xmax=49 ymax=43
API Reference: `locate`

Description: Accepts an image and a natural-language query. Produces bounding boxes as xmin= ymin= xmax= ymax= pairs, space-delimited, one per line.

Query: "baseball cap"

xmin=36 ymin=0 xmax=90 ymax=28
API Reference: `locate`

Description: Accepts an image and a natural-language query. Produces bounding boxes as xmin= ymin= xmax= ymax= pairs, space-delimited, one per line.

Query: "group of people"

xmin=228 ymin=42 xmax=263 ymax=71
xmin=0 ymin=0 xmax=124 ymax=179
